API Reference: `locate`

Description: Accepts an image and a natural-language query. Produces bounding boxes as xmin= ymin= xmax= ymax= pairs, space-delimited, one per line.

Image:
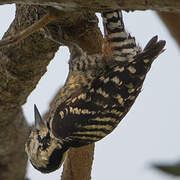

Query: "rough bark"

xmin=0 ymin=3 xmax=102 ymax=180
xmin=0 ymin=0 xmax=180 ymax=12
xmin=157 ymin=12 xmax=180 ymax=47
xmin=61 ymin=144 xmax=95 ymax=180
xmin=0 ymin=5 xmax=59 ymax=180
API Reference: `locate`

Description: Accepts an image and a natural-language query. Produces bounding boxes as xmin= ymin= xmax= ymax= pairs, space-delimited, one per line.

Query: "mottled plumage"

xmin=25 ymin=10 xmax=165 ymax=173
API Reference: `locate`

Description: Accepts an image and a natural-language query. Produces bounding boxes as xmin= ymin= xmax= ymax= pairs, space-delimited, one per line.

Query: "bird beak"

xmin=34 ymin=104 xmax=43 ymax=130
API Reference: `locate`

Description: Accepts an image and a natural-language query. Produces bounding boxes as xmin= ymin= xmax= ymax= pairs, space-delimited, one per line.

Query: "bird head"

xmin=25 ymin=105 xmax=68 ymax=173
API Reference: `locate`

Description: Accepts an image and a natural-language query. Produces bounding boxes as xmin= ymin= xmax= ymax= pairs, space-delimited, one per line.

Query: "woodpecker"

xmin=25 ymin=10 xmax=165 ymax=173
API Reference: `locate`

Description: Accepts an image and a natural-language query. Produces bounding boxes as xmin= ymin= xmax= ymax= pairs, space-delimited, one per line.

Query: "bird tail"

xmin=101 ymin=10 xmax=139 ymax=61
xmin=134 ymin=36 xmax=166 ymax=67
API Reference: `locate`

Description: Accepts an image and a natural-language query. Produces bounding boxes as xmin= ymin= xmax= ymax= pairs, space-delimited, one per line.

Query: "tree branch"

xmin=0 ymin=5 xmax=60 ymax=180
xmin=0 ymin=0 xmax=180 ymax=12
xmin=0 ymin=3 xmax=102 ymax=180
xmin=157 ymin=11 xmax=180 ymax=47
xmin=61 ymin=144 xmax=95 ymax=180
xmin=0 ymin=106 xmax=28 ymax=180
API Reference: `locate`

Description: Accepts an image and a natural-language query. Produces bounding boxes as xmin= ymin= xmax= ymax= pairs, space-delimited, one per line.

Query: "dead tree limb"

xmin=157 ymin=12 xmax=180 ymax=47
xmin=61 ymin=144 xmax=95 ymax=180
xmin=0 ymin=0 xmax=180 ymax=12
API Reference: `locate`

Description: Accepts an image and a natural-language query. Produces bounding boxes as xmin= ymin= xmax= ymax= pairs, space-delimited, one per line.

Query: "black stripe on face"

xmin=37 ymin=131 xmax=51 ymax=150
xmin=46 ymin=121 xmax=50 ymax=130
xmin=33 ymin=145 xmax=69 ymax=173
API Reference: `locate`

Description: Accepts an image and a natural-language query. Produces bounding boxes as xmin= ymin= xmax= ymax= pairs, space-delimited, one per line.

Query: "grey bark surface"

xmin=0 ymin=0 xmax=180 ymax=12
xmin=0 ymin=5 xmax=59 ymax=180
